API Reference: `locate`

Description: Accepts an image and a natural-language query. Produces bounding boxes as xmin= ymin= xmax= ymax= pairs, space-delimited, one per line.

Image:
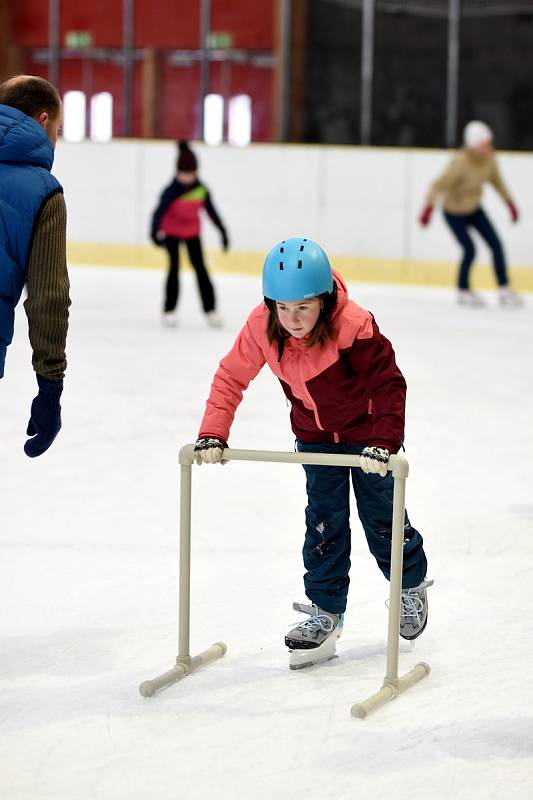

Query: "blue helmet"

xmin=262 ymin=237 xmax=333 ymax=301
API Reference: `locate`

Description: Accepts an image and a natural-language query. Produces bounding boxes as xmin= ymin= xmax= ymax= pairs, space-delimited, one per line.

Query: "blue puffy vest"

xmin=0 ymin=104 xmax=62 ymax=378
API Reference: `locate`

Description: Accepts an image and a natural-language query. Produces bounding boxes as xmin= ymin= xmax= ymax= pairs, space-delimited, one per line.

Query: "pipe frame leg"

xmin=138 ymin=446 xmax=227 ymax=697
xmin=351 ymin=463 xmax=430 ymax=718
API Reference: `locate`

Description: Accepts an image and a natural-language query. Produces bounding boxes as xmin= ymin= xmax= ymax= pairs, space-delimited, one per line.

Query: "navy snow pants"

xmin=296 ymin=440 xmax=428 ymax=615
xmin=443 ymin=207 xmax=508 ymax=290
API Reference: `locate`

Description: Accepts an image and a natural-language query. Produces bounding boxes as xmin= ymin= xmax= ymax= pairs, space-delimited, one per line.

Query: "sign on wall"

xmin=65 ymin=31 xmax=93 ymax=49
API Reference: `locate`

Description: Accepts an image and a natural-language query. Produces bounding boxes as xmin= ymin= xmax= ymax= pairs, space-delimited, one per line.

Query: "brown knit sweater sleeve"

xmin=23 ymin=191 xmax=71 ymax=381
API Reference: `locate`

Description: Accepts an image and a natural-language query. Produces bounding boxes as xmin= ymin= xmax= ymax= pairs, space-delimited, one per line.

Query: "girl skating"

xmin=194 ymin=238 xmax=431 ymax=668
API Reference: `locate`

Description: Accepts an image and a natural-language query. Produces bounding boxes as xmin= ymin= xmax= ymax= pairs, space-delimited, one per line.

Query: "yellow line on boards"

xmin=66 ymin=242 xmax=533 ymax=291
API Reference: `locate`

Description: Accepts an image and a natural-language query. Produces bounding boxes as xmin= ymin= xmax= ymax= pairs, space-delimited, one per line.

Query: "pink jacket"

xmin=199 ymin=272 xmax=407 ymax=453
xmin=159 ymin=185 xmax=208 ymax=239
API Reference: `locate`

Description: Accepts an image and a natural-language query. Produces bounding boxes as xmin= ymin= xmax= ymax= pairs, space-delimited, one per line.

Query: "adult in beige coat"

xmin=419 ymin=121 xmax=521 ymax=307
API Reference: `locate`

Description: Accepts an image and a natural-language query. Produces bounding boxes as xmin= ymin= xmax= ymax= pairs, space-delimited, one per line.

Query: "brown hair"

xmin=265 ymin=287 xmax=337 ymax=359
xmin=0 ymin=75 xmax=61 ymax=120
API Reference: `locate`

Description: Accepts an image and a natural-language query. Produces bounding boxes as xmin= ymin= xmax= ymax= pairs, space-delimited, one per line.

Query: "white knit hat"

xmin=463 ymin=120 xmax=493 ymax=149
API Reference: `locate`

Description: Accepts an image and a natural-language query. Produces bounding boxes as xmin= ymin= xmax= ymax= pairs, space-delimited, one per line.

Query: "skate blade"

xmin=289 ymin=653 xmax=338 ymax=670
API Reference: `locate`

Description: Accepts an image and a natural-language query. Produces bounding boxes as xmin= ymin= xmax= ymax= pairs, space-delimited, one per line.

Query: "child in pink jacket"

xmin=195 ymin=237 xmax=431 ymax=669
xmin=151 ymin=141 xmax=229 ymax=327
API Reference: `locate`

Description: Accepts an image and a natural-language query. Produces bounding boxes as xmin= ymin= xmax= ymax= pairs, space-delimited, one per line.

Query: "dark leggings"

xmin=443 ymin=207 xmax=508 ymax=290
xmin=163 ymin=236 xmax=215 ymax=313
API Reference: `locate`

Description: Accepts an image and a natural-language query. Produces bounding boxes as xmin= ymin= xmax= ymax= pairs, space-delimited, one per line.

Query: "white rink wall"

xmin=53 ymin=139 xmax=533 ymax=267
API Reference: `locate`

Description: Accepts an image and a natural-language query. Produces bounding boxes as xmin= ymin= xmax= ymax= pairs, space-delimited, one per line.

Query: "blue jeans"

xmin=296 ymin=440 xmax=427 ymax=614
xmin=443 ymin=207 xmax=508 ymax=289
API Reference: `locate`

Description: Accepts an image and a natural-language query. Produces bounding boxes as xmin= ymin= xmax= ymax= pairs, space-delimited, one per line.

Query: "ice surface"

xmin=1 ymin=266 xmax=532 ymax=799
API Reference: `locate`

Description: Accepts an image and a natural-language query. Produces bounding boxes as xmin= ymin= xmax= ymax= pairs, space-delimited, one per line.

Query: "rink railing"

xmin=139 ymin=445 xmax=430 ymax=719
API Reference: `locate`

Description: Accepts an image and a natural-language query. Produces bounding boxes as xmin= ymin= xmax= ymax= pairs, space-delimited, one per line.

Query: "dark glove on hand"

xmin=194 ymin=436 xmax=228 ymax=465
xmin=220 ymin=229 xmax=229 ymax=252
xmin=24 ymin=375 xmax=63 ymax=458
xmin=151 ymin=231 xmax=166 ymax=247
xmin=507 ymin=199 xmax=519 ymax=223
xmin=419 ymin=205 xmax=433 ymax=227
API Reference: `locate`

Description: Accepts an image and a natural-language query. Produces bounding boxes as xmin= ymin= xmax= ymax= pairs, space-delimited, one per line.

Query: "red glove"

xmin=507 ymin=199 xmax=519 ymax=223
xmin=419 ymin=204 xmax=433 ymax=227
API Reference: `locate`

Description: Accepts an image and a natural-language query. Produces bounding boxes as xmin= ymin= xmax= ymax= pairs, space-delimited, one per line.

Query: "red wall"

xmin=12 ymin=0 xmax=49 ymax=46
xmin=135 ymin=0 xmax=201 ymax=49
xmin=211 ymin=0 xmax=274 ymax=49
xmin=11 ymin=0 xmax=275 ymax=140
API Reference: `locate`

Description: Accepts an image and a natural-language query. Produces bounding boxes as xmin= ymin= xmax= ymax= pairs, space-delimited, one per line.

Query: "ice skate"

xmin=206 ymin=310 xmax=223 ymax=328
xmin=285 ymin=602 xmax=343 ymax=670
xmin=399 ymin=579 xmax=434 ymax=641
xmin=498 ymin=286 xmax=523 ymax=308
xmin=162 ymin=310 xmax=178 ymax=327
xmin=457 ymin=289 xmax=485 ymax=307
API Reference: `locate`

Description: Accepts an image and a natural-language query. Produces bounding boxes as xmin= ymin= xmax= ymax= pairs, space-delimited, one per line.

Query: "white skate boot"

xmin=206 ymin=310 xmax=224 ymax=328
xmin=162 ymin=310 xmax=178 ymax=327
xmin=457 ymin=289 xmax=485 ymax=307
xmin=285 ymin=602 xmax=344 ymax=670
xmin=498 ymin=286 xmax=523 ymax=308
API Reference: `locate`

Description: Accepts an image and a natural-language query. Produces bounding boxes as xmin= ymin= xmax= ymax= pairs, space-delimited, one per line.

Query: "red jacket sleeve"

xmin=347 ymin=318 xmax=407 ymax=452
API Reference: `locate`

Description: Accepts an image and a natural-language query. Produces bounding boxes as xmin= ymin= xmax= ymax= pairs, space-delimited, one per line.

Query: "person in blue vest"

xmin=0 ymin=74 xmax=71 ymax=457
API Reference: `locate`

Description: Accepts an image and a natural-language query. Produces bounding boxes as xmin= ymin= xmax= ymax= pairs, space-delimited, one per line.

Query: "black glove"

xmin=24 ymin=375 xmax=63 ymax=458
xmin=151 ymin=230 xmax=166 ymax=247
xmin=194 ymin=437 xmax=228 ymax=465
xmin=220 ymin=229 xmax=229 ymax=252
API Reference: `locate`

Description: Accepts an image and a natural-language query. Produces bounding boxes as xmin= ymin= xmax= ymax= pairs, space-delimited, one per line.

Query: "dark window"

xmin=298 ymin=0 xmax=533 ymax=150
xmin=304 ymin=0 xmax=362 ymax=144
xmin=373 ymin=8 xmax=447 ymax=146
xmin=459 ymin=11 xmax=533 ymax=150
